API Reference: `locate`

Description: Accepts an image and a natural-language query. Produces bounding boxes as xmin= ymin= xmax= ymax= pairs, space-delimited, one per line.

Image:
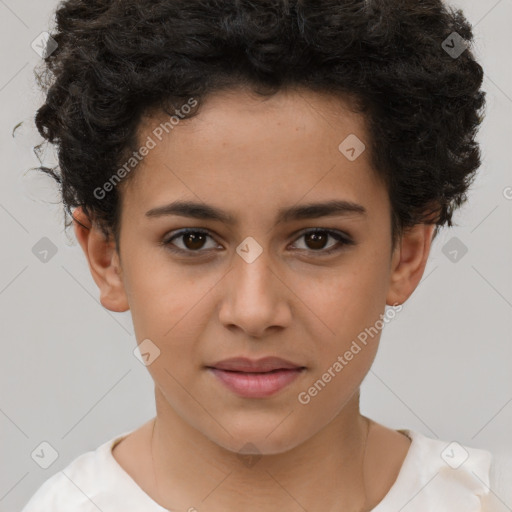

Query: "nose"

xmin=218 ymin=248 xmax=292 ymax=338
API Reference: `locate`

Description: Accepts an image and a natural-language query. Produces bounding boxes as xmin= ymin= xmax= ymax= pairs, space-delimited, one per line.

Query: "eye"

xmin=290 ymin=228 xmax=354 ymax=255
xmin=162 ymin=227 xmax=354 ymax=257
xmin=162 ymin=228 xmax=220 ymax=255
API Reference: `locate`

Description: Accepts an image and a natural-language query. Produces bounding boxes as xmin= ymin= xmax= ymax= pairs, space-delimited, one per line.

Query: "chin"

xmin=206 ymin=421 xmax=310 ymax=457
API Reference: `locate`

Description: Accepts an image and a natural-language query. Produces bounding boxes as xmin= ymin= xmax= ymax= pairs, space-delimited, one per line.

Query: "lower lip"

xmin=207 ymin=367 xmax=305 ymax=398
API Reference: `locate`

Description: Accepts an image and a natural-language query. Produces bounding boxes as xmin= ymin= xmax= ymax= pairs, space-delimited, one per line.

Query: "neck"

xmin=150 ymin=387 xmax=371 ymax=512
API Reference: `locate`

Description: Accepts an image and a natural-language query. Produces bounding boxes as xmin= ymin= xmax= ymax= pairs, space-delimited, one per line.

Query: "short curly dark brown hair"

xmin=32 ymin=0 xmax=486 ymax=252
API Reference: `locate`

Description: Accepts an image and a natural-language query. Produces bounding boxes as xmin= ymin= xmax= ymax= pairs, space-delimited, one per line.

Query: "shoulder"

xmin=483 ymin=451 xmax=512 ymax=512
xmin=20 ymin=430 xmax=133 ymax=512
xmin=379 ymin=429 xmax=501 ymax=512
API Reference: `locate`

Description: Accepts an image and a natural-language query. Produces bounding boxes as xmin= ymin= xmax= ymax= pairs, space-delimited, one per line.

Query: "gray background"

xmin=1 ymin=0 xmax=511 ymax=510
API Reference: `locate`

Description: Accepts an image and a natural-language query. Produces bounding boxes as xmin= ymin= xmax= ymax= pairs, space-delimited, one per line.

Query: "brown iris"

xmin=182 ymin=232 xmax=207 ymax=250
xmin=304 ymin=231 xmax=330 ymax=250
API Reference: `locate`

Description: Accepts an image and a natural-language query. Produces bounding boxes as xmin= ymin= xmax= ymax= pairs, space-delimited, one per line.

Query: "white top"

xmin=20 ymin=428 xmax=512 ymax=512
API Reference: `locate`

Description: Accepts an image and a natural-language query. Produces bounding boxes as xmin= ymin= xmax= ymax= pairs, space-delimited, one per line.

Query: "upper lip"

xmin=207 ymin=356 xmax=305 ymax=373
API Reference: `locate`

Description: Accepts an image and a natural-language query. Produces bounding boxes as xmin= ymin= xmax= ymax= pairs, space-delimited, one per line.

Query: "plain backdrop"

xmin=1 ymin=0 xmax=511 ymax=510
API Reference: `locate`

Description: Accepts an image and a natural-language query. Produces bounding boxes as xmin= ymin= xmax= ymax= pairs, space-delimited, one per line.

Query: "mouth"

xmin=207 ymin=356 xmax=305 ymax=373
xmin=213 ymin=368 xmax=302 ymax=374
xmin=206 ymin=366 xmax=306 ymax=398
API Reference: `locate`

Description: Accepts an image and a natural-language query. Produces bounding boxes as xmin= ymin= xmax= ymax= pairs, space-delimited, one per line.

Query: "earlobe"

xmin=72 ymin=207 xmax=130 ymax=313
xmin=385 ymin=223 xmax=436 ymax=307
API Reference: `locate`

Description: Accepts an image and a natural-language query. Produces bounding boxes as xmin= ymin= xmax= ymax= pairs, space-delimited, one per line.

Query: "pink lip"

xmin=207 ymin=367 xmax=305 ymax=398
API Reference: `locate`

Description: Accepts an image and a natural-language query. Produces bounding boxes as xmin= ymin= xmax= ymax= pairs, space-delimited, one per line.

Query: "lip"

xmin=207 ymin=367 xmax=305 ymax=398
xmin=206 ymin=357 xmax=306 ymax=398
xmin=207 ymin=356 xmax=304 ymax=372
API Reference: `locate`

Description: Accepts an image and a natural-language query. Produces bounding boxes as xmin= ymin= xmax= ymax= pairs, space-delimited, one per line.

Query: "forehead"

xmin=119 ymin=87 xmax=387 ymax=227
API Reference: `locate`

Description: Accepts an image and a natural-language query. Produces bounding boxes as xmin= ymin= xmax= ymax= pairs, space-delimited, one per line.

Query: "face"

xmin=75 ymin=87 xmax=434 ymax=455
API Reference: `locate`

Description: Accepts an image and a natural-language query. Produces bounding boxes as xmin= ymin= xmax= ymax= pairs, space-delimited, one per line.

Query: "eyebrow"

xmin=145 ymin=199 xmax=367 ymax=226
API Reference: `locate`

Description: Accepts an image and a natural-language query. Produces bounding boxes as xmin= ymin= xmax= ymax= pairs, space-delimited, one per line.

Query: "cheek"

xmin=123 ymin=252 xmax=213 ymax=348
xmin=293 ymin=267 xmax=389 ymax=388
xmin=296 ymin=259 xmax=388 ymax=343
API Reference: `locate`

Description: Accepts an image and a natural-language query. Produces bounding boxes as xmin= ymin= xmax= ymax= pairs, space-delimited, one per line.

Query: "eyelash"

xmin=161 ymin=228 xmax=355 ymax=257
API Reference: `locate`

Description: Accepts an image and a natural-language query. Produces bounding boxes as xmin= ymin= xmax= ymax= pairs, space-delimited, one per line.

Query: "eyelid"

xmin=292 ymin=226 xmax=353 ymax=243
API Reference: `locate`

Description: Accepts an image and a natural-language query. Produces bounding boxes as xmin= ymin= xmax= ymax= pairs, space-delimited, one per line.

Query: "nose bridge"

xmin=219 ymin=242 xmax=288 ymax=335
xmin=232 ymin=242 xmax=277 ymax=304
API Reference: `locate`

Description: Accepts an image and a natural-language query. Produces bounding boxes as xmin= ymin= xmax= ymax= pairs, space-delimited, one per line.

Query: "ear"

xmin=386 ymin=223 xmax=436 ymax=306
xmin=72 ymin=207 xmax=129 ymax=313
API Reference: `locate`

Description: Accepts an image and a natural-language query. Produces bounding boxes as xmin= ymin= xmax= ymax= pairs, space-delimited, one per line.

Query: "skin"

xmin=73 ymin=86 xmax=435 ymax=512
